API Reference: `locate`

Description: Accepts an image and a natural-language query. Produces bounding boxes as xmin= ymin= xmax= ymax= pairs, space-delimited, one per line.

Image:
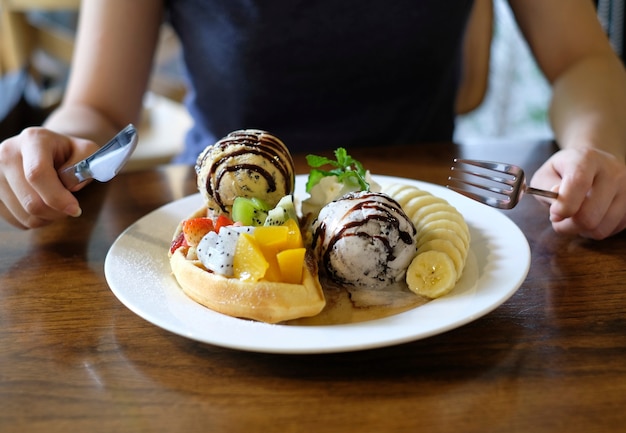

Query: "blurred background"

xmin=454 ymin=0 xmax=552 ymax=143
xmin=1 ymin=0 xmax=624 ymax=168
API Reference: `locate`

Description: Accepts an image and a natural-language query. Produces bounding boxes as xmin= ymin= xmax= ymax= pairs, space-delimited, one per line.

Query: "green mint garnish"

xmin=305 ymin=147 xmax=370 ymax=193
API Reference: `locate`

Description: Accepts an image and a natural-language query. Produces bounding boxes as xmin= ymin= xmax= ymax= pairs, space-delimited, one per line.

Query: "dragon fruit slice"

xmin=196 ymin=226 xmax=255 ymax=277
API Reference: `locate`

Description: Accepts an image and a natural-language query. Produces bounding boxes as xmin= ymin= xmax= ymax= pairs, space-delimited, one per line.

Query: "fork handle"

xmin=527 ymin=187 xmax=559 ymax=199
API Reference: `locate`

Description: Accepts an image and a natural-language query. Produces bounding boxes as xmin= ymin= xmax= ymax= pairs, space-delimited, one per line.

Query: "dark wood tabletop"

xmin=1 ymin=139 xmax=625 ymax=433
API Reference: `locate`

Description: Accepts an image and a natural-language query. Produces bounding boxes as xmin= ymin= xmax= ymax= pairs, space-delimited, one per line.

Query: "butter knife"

xmin=58 ymin=124 xmax=138 ymax=189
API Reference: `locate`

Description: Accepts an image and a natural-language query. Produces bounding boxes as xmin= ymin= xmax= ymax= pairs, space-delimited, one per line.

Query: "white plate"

xmin=105 ymin=175 xmax=530 ymax=354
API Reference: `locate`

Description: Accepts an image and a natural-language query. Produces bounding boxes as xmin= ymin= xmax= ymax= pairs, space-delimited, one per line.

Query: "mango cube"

xmin=253 ymin=225 xmax=290 ymax=251
xmin=235 ymin=220 xmax=306 ymax=284
xmin=284 ymin=218 xmax=303 ymax=249
xmin=262 ymin=255 xmax=283 ymax=282
xmin=277 ymin=248 xmax=306 ymax=284
xmin=234 ymin=233 xmax=268 ymax=282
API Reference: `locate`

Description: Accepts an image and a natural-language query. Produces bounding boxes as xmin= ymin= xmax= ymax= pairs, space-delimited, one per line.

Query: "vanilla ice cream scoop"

xmin=311 ymin=191 xmax=417 ymax=290
xmin=195 ymin=130 xmax=295 ymax=214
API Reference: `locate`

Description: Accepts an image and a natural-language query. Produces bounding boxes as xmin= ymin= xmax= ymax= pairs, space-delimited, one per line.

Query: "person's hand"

xmin=0 ymin=127 xmax=99 ymax=229
xmin=530 ymin=147 xmax=626 ymax=239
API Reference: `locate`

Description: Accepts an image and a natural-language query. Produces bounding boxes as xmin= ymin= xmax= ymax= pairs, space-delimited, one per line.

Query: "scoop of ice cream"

xmin=196 ymin=130 xmax=295 ymax=214
xmin=311 ymin=191 xmax=417 ymax=290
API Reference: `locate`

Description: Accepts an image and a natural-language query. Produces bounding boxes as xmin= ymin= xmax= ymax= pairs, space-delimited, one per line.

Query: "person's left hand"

xmin=530 ymin=147 xmax=626 ymax=239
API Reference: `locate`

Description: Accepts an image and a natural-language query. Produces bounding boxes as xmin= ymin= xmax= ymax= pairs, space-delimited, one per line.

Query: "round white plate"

xmin=105 ymin=175 xmax=530 ymax=354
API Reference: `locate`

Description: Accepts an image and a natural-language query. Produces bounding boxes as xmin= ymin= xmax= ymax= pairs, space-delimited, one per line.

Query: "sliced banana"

xmin=405 ymin=250 xmax=457 ymax=298
xmin=420 ymin=219 xmax=470 ymax=249
xmin=389 ymin=187 xmax=431 ymax=208
xmin=384 ymin=183 xmax=471 ymax=298
xmin=418 ymin=239 xmax=465 ymax=279
xmin=383 ymin=183 xmax=421 ymax=202
xmin=417 ymin=228 xmax=467 ymax=259
xmin=410 ymin=203 xmax=458 ymax=226
xmin=415 ymin=210 xmax=469 ymax=233
xmin=382 ymin=183 xmax=407 ymax=197
xmin=402 ymin=196 xmax=447 ymax=219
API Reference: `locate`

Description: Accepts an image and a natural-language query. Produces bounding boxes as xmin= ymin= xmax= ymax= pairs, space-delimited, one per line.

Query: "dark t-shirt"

xmin=166 ymin=0 xmax=474 ymax=163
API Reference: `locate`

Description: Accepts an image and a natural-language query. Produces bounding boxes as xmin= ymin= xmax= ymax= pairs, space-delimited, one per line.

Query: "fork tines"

xmin=446 ymin=159 xmax=522 ymax=208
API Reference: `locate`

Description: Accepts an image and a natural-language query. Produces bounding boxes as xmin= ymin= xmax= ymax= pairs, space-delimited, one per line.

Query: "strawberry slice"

xmin=215 ymin=214 xmax=234 ymax=232
xmin=182 ymin=217 xmax=215 ymax=246
xmin=169 ymin=231 xmax=188 ymax=254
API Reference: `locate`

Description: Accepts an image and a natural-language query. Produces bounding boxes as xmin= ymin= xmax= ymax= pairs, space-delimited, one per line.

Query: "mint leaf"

xmin=306 ymin=154 xmax=335 ymax=168
xmin=305 ymin=169 xmax=327 ymax=192
xmin=305 ymin=147 xmax=370 ymax=192
xmin=334 ymin=148 xmax=348 ymax=167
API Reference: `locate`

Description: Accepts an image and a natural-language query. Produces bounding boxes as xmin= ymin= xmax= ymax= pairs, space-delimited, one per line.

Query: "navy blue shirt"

xmin=166 ymin=0 xmax=474 ymax=163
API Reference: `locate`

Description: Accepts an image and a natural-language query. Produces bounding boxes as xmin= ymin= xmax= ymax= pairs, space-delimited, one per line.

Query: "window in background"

xmin=455 ymin=0 xmax=553 ymax=144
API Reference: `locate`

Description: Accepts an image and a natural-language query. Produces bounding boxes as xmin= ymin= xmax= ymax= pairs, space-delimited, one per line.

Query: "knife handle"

xmin=58 ymin=161 xmax=92 ymax=189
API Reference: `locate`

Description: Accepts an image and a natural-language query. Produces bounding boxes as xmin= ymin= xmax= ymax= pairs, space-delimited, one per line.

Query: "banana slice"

xmin=415 ymin=210 xmax=469 ymax=233
xmin=421 ymin=219 xmax=470 ymax=249
xmin=417 ymin=228 xmax=468 ymax=259
xmin=410 ymin=203 xmax=458 ymax=226
xmin=382 ymin=183 xmax=407 ymax=197
xmin=387 ymin=185 xmax=431 ymax=208
xmin=405 ymin=250 xmax=457 ymax=298
xmin=418 ymin=239 xmax=465 ymax=279
xmin=384 ymin=183 xmax=471 ymax=298
xmin=402 ymin=196 xmax=447 ymax=220
xmin=383 ymin=183 xmax=419 ymax=199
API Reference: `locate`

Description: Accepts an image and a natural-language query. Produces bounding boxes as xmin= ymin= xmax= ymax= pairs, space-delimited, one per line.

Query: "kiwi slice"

xmin=231 ymin=197 xmax=271 ymax=226
xmin=264 ymin=195 xmax=298 ymax=226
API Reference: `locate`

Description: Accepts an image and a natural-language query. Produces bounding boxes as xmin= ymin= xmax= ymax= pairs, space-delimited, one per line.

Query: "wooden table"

xmin=1 ymin=140 xmax=625 ymax=433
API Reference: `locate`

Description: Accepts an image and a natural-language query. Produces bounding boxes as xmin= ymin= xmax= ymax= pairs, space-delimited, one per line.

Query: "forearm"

xmin=549 ymin=52 xmax=626 ymax=161
xmin=39 ymin=0 xmax=163 ymax=146
xmin=43 ymin=104 xmax=123 ymax=146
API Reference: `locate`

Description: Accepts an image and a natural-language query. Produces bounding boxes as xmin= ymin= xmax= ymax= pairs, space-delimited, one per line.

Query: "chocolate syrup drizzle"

xmin=197 ymin=131 xmax=295 ymax=212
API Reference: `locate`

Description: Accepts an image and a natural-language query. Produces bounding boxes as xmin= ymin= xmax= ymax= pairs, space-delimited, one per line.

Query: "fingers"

xmin=0 ymin=128 xmax=90 ymax=229
xmin=0 ymin=182 xmax=54 ymax=229
xmin=20 ymin=132 xmax=84 ymax=213
xmin=552 ymin=189 xmax=626 ymax=239
xmin=537 ymin=148 xmax=626 ymax=239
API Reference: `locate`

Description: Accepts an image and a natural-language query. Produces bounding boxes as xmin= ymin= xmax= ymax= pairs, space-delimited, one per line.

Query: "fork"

xmin=446 ymin=159 xmax=559 ymax=209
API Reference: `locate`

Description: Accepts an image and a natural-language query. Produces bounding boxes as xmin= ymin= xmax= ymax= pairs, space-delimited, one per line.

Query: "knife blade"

xmin=58 ymin=124 xmax=138 ymax=189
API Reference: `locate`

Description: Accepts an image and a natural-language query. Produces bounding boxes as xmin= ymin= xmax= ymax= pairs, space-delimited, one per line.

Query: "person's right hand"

xmin=531 ymin=147 xmax=626 ymax=240
xmin=0 ymin=127 xmax=99 ymax=229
